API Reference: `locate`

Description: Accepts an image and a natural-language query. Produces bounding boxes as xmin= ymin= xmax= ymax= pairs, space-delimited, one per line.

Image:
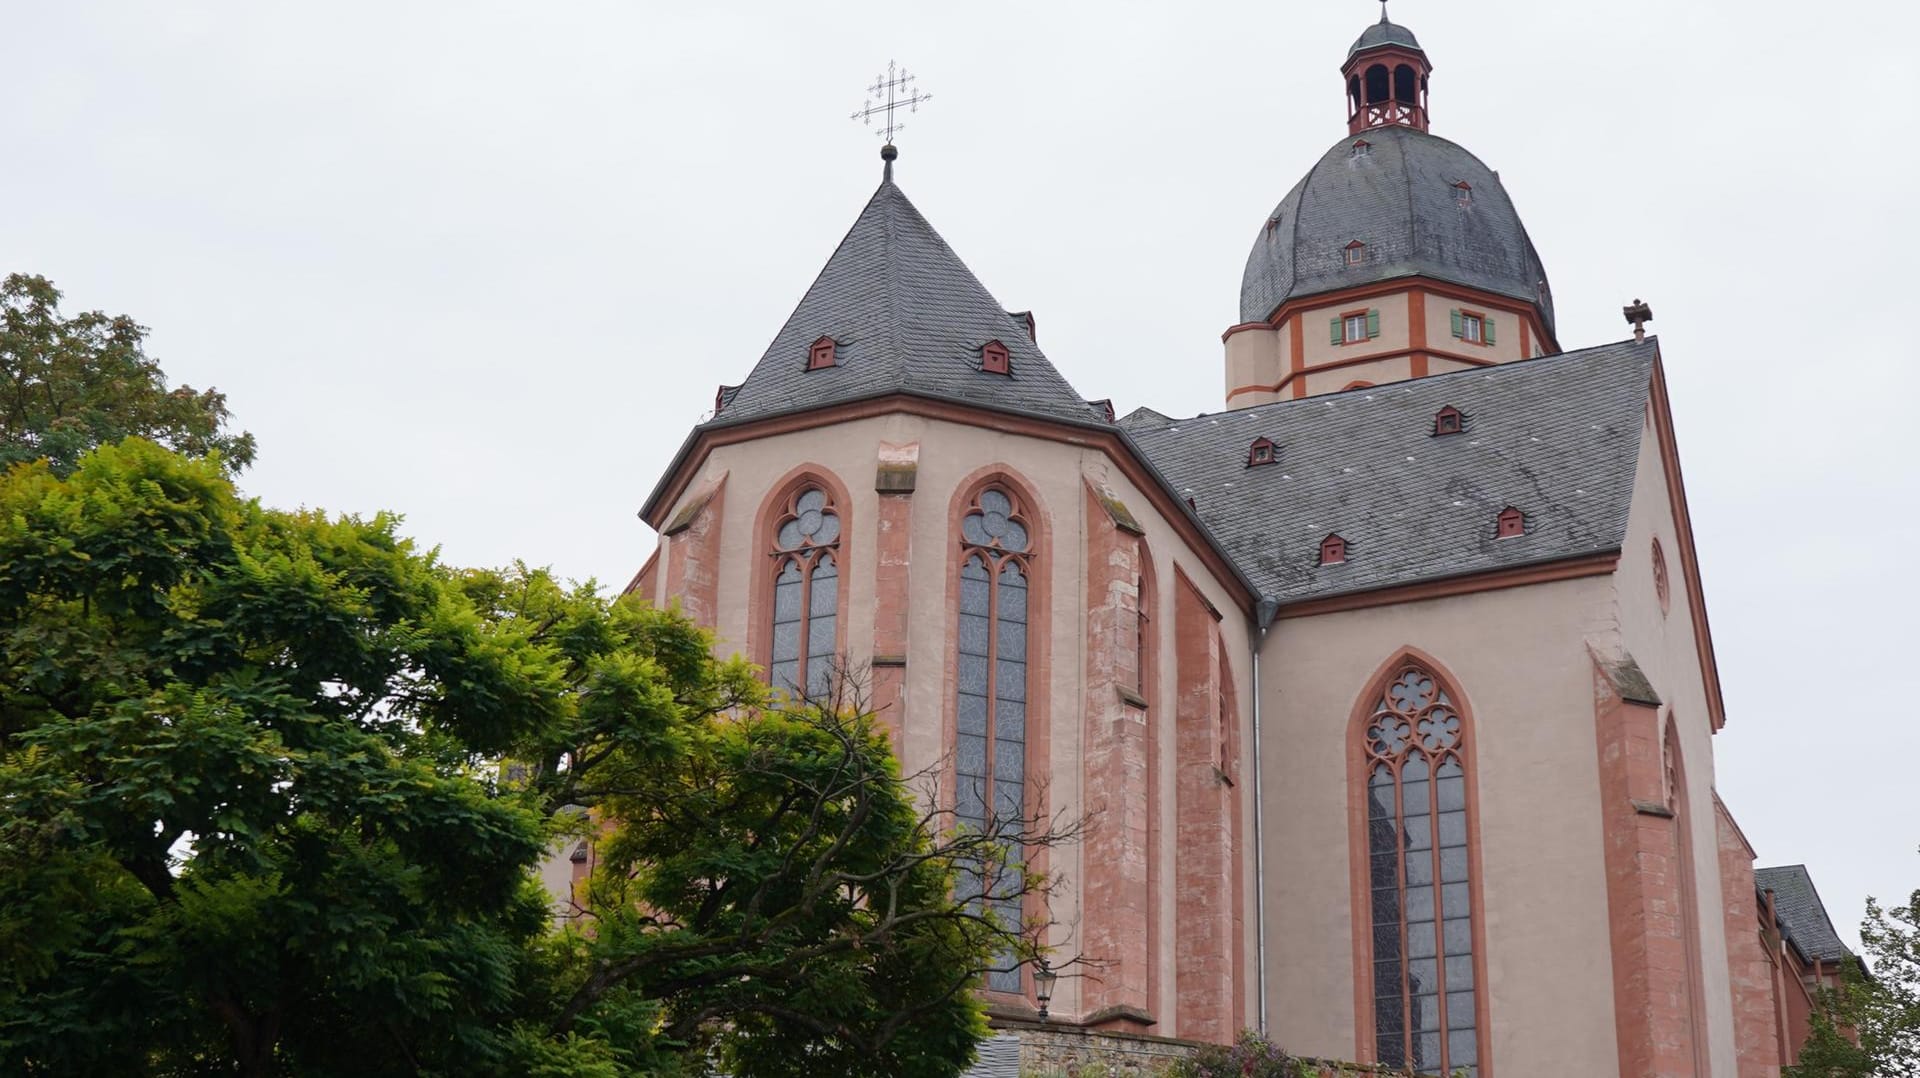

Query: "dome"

xmin=1238 ymin=126 xmax=1554 ymax=333
xmin=1348 ymin=16 xmax=1421 ymax=60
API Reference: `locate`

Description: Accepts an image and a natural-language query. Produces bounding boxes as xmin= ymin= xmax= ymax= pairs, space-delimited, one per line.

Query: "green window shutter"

xmin=1330 ymin=317 xmax=1344 ymax=345
xmin=1484 ymin=316 xmax=1497 ymax=345
xmin=1366 ymin=309 xmax=1381 ymax=338
xmin=1450 ymin=309 xmax=1463 ymax=338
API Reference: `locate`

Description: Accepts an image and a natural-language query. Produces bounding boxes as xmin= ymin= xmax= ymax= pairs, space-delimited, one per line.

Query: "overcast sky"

xmin=6 ymin=1 xmax=1916 ymax=956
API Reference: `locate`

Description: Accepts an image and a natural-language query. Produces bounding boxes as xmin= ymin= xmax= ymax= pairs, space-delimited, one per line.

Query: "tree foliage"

xmin=0 ymin=440 xmax=1058 ymax=1076
xmin=1788 ymin=861 xmax=1920 ymax=1077
xmin=0 ymin=274 xmax=255 ymax=476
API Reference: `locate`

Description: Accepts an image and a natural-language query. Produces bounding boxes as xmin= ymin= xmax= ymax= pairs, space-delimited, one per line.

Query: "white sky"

xmin=6 ymin=1 xmax=1916 ymax=956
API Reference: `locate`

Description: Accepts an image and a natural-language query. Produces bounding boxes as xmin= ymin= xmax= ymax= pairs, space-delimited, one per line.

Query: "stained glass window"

xmin=1363 ymin=664 xmax=1480 ymax=1077
xmin=955 ymin=486 xmax=1033 ymax=993
xmin=768 ymin=486 xmax=840 ymax=697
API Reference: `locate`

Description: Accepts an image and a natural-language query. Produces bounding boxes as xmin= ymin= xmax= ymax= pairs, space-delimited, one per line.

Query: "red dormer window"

xmin=1247 ymin=437 xmax=1276 ymax=467
xmin=1345 ymin=240 xmax=1366 ymax=265
xmin=1351 ymin=139 xmax=1372 ymax=158
xmin=1091 ymin=398 xmax=1116 ymax=423
xmin=1266 ymin=216 xmax=1281 ymax=235
xmin=1433 ymin=405 xmax=1464 ymax=436
xmin=807 ymin=335 xmax=837 ymax=370
xmin=1453 ymin=181 xmax=1473 ymax=207
xmin=1496 ymin=506 xmax=1526 ymax=539
xmin=981 ymin=339 xmax=1011 ymax=375
xmin=714 ymin=384 xmax=738 ymax=414
xmin=1320 ymin=534 xmax=1348 ymax=566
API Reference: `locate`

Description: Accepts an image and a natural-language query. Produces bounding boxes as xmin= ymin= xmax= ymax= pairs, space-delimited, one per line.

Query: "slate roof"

xmin=1127 ymin=339 xmax=1657 ymax=606
xmin=707 ymin=180 xmax=1105 ymax=429
xmin=1756 ymin=865 xmax=1854 ymax=964
xmin=1349 ymin=15 xmax=1423 ymax=60
xmin=1238 ymin=126 xmax=1556 ymax=335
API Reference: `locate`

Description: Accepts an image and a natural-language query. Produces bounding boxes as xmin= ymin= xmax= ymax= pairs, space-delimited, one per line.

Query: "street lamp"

xmin=1033 ymin=960 xmax=1058 ymax=1022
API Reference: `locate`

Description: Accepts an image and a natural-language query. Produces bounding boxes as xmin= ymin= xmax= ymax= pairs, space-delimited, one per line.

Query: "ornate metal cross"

xmin=851 ymin=61 xmax=932 ymax=146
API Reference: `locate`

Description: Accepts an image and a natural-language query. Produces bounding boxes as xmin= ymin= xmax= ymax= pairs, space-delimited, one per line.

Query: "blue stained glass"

xmin=980 ymin=489 xmax=1011 ymax=518
xmin=1449 ymin=1029 xmax=1477 ymax=1068
xmin=998 ymin=569 xmax=1028 ymax=621
xmin=813 ymin=511 xmax=840 ymax=545
xmin=994 ymin=779 xmax=1024 ymax=820
xmin=806 ymin=654 xmax=832 ymax=697
xmin=808 ymin=615 xmax=835 ymax=656
xmin=772 ymin=621 xmax=800 ymax=665
xmin=1436 ymin=773 xmax=1466 ymax=812
xmin=1440 ymin=846 xmax=1469 ymax=883
xmin=1447 ymin=991 xmax=1475 ymax=1029
xmin=1368 ymin=817 xmax=1398 ymax=852
xmin=959 ymin=614 xmax=991 ymax=658
xmin=1370 ymin=852 xmax=1399 ymax=889
xmin=1002 ymin=519 xmax=1030 ymax=551
xmin=1374 ymin=993 xmax=1404 ymax=1035
xmin=1370 ymin=763 xmax=1394 ymax=789
xmin=1376 ymin=1034 xmax=1405 ymax=1068
xmin=1374 ymin=960 xmax=1403 ymax=995
xmin=962 ymin=514 xmax=991 ymax=546
xmin=771 ymin=660 xmax=799 ymax=694
xmin=777 ymin=519 xmax=804 ymax=549
xmin=1438 ymin=810 xmax=1467 ymax=847
xmin=1402 ymin=779 xmax=1430 ymax=814
xmin=1368 ymin=790 xmax=1395 ymax=824
xmin=1406 ymin=885 xmax=1434 ymax=921
xmin=988 ymin=967 xmax=1020 ymax=993
xmin=994 ymin=698 xmax=1025 ymax=741
xmin=1415 ymin=1032 xmax=1441 ymax=1069
xmin=1443 ymin=916 xmax=1473 ymax=955
xmin=1405 ymin=851 xmax=1434 ymax=885
xmin=1408 ymin=921 xmax=1436 ymax=958
xmin=1441 ymin=884 xmax=1471 ymax=919
xmin=796 ymin=489 xmax=825 ymax=516
xmin=956 ymin=779 xmax=986 ymax=825
xmin=774 ymin=562 xmax=804 ymax=619
xmin=1372 ymin=888 xmax=1401 ymax=924
xmin=1407 ymin=958 xmax=1437 ymax=994
xmin=1405 ymin=814 xmax=1432 ymax=851
xmin=957 ymin=733 xmax=987 ymax=776
xmin=994 ymin=738 xmax=1023 ymax=778
xmin=958 ymin=692 xmax=989 ymax=736
xmin=1414 ymin=994 xmax=1441 ymax=1032
xmin=1402 ymin=756 xmax=1429 ymax=782
xmin=996 ymin=618 xmax=1026 ymax=656
xmin=1444 ymin=954 xmax=1474 ymax=989
xmin=995 ymin=659 xmax=1027 ymax=701
xmin=961 ymin=578 xmax=991 ymax=619
xmin=959 ymin=653 xmax=989 ymax=696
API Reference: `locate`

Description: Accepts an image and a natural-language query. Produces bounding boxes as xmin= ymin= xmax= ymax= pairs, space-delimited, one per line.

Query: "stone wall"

xmin=979 ymin=1022 xmax=1430 ymax=1077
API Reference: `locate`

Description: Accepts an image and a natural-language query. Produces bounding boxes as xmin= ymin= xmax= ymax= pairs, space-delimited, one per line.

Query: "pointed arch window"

xmin=768 ymin=486 xmax=841 ymax=696
xmin=1361 ymin=663 xmax=1483 ymax=1077
xmin=954 ymin=485 xmax=1034 ymax=993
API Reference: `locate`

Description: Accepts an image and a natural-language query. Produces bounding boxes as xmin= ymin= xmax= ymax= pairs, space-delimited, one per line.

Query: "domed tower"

xmin=1224 ymin=12 xmax=1559 ymax=407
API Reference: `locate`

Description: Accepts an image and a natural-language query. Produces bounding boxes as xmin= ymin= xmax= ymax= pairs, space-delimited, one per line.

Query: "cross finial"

xmin=851 ymin=61 xmax=932 ymax=180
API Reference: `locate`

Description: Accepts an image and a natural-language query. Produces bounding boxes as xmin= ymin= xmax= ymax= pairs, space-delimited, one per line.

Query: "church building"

xmin=622 ymin=13 xmax=1843 ymax=1076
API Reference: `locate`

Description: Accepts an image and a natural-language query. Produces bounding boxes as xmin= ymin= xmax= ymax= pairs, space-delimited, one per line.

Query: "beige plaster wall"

xmin=1226 ymin=326 xmax=1284 ymax=404
xmin=1256 ymin=576 xmax=1624 ymax=1076
xmin=1418 ymin=289 xmax=1526 ymax=366
xmin=1293 ymin=293 xmax=1411 ymax=369
xmin=1299 ymin=356 xmax=1414 ymax=396
xmin=1610 ymin=408 xmax=1739 ymax=1075
xmin=656 ymin=413 xmax=1256 ymax=1035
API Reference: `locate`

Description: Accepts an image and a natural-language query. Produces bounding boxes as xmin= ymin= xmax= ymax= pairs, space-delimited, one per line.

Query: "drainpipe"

xmin=1250 ymin=597 xmax=1279 ymax=1034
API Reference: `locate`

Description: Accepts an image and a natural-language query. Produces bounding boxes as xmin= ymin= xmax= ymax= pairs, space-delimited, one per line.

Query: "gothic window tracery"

xmin=954 ymin=485 xmax=1034 ymax=993
xmin=1362 ymin=663 xmax=1481 ymax=1077
xmin=768 ymin=485 xmax=841 ymax=697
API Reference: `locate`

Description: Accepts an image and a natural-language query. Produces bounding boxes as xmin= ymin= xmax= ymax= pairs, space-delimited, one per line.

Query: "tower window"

xmin=1334 ymin=308 xmax=1381 ymax=345
xmin=1351 ymin=139 xmax=1372 ymax=158
xmin=1433 ymin=406 xmax=1464 ymax=436
xmin=1453 ymin=182 xmax=1473 ymax=207
xmin=807 ymin=335 xmax=837 ymax=370
xmin=1496 ymin=506 xmax=1525 ymax=539
xmin=1247 ymin=437 xmax=1277 ymax=467
xmin=1450 ymin=310 xmax=1495 ymax=346
xmin=1320 ymin=534 xmax=1348 ymax=566
xmin=980 ymin=339 xmax=1011 ymax=375
xmin=1346 ymin=240 xmax=1367 ymax=265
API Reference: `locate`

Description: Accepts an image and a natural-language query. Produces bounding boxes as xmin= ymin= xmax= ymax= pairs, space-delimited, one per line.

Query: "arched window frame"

xmin=945 ymin=467 xmax=1050 ymax=1000
xmin=1347 ymin=648 xmax=1491 ymax=1078
xmin=750 ymin=467 xmax=853 ymax=700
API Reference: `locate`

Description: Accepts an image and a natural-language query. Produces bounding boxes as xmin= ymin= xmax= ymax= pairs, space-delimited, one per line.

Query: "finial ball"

xmin=881 ymin=143 xmax=899 ymax=161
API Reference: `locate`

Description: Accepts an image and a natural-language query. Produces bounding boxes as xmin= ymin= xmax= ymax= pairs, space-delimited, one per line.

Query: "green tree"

xmin=0 ymin=274 xmax=255 ymax=476
xmin=0 ymin=440 xmax=1058 ymax=1076
xmin=1788 ymin=866 xmax=1920 ymax=1077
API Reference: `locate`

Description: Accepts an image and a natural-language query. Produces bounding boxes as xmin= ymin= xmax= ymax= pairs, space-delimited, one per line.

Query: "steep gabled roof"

xmin=1128 ymin=339 xmax=1657 ymax=606
xmin=708 ymin=180 xmax=1103 ymax=429
xmin=1756 ymin=865 xmax=1855 ymax=964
